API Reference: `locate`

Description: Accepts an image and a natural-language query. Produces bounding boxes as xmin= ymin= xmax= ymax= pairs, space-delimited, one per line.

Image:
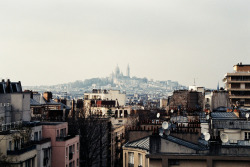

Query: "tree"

xmin=0 ymin=124 xmax=32 ymax=167
xmin=68 ymin=116 xmax=111 ymax=167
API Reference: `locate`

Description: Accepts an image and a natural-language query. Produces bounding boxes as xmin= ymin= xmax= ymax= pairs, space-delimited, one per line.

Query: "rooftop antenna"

xmin=220 ymin=133 xmax=229 ymax=143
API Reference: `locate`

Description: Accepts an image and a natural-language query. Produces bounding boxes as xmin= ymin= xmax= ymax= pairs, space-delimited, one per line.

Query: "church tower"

xmin=126 ymin=64 xmax=130 ymax=78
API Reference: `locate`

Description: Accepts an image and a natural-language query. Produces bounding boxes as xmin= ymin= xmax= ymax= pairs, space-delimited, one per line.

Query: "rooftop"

xmin=162 ymin=135 xmax=208 ymax=151
xmin=211 ymin=112 xmax=238 ymax=120
xmin=124 ymin=136 xmax=150 ymax=151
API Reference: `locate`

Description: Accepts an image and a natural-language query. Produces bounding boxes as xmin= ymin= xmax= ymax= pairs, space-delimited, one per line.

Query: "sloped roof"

xmin=211 ymin=112 xmax=238 ymax=119
xmin=162 ymin=135 xmax=208 ymax=151
xmin=124 ymin=136 xmax=149 ymax=151
xmin=32 ymin=93 xmax=61 ymax=106
xmin=30 ymin=98 xmax=41 ymax=106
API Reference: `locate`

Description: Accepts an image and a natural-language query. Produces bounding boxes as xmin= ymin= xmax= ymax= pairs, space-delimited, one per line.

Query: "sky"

xmin=0 ymin=0 xmax=250 ymax=88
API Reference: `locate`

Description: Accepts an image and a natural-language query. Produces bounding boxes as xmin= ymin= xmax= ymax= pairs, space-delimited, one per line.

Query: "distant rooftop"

xmin=211 ymin=112 xmax=238 ymax=120
xmin=0 ymin=79 xmax=22 ymax=94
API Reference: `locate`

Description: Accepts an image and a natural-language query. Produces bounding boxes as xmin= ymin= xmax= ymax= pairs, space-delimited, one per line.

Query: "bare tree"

xmin=68 ymin=116 xmax=111 ymax=167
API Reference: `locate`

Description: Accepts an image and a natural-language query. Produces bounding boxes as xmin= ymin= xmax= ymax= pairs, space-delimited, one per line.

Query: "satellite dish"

xmin=201 ymin=128 xmax=207 ymax=135
xmin=121 ymin=113 xmax=123 ymax=117
xmin=220 ymin=133 xmax=229 ymax=143
xmin=206 ymin=115 xmax=210 ymax=120
xmin=246 ymin=113 xmax=249 ymax=119
xmin=162 ymin=121 xmax=169 ymax=129
xmin=205 ymin=133 xmax=210 ymax=141
xmin=171 ymin=109 xmax=174 ymax=113
xmin=157 ymin=113 xmax=160 ymax=118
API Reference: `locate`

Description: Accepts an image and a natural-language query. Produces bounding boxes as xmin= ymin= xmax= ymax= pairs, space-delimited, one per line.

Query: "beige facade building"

xmin=224 ymin=63 xmax=250 ymax=107
xmin=123 ymin=137 xmax=149 ymax=167
xmin=0 ymin=130 xmax=37 ymax=167
xmin=84 ymin=89 xmax=126 ymax=106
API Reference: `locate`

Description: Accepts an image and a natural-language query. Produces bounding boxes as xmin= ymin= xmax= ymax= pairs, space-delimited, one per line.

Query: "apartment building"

xmin=224 ymin=63 xmax=250 ymax=107
xmin=41 ymin=122 xmax=80 ymax=167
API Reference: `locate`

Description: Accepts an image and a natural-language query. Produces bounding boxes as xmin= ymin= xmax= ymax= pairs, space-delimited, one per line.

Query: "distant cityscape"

xmin=1 ymin=63 xmax=250 ymax=167
xmin=24 ymin=64 xmax=187 ymax=100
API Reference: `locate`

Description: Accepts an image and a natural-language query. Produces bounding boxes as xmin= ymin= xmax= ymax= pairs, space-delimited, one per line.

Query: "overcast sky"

xmin=0 ymin=0 xmax=250 ymax=88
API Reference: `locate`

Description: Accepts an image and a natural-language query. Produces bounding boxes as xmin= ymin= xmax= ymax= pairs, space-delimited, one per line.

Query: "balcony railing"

xmin=213 ymin=120 xmax=250 ymax=130
xmin=7 ymin=145 xmax=36 ymax=155
xmin=56 ymin=135 xmax=76 ymax=141
xmin=31 ymin=138 xmax=51 ymax=145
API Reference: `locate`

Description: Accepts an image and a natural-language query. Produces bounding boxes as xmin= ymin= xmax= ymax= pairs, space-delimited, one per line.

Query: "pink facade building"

xmin=42 ymin=122 xmax=80 ymax=167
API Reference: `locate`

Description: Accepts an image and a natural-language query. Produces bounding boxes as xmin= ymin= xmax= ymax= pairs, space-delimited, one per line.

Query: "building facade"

xmin=224 ymin=63 xmax=250 ymax=107
xmin=41 ymin=122 xmax=80 ymax=167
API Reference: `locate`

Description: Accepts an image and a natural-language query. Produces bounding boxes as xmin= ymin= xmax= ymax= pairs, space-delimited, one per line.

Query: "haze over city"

xmin=1 ymin=0 xmax=250 ymax=88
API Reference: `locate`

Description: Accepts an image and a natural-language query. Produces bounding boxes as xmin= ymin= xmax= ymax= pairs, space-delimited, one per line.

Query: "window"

xmin=69 ymin=145 xmax=73 ymax=160
xmin=66 ymin=147 xmax=68 ymax=158
xmin=39 ymin=131 xmax=42 ymax=140
xmin=64 ymin=128 xmax=67 ymax=136
xmin=14 ymin=139 xmax=20 ymax=150
xmin=169 ymin=159 xmax=180 ymax=165
xmin=9 ymin=141 xmax=12 ymax=150
xmin=57 ymin=130 xmax=59 ymax=137
xmin=34 ymin=132 xmax=38 ymax=141
xmin=138 ymin=153 xmax=143 ymax=167
xmin=245 ymin=132 xmax=250 ymax=140
xmin=43 ymin=149 xmax=49 ymax=166
xmin=25 ymin=159 xmax=31 ymax=167
xmin=60 ymin=129 xmax=64 ymax=137
xmin=128 ymin=152 xmax=134 ymax=167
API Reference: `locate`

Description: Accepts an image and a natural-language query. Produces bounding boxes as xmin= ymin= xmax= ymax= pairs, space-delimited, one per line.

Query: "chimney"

xmin=5 ymin=79 xmax=11 ymax=93
xmin=150 ymin=134 xmax=161 ymax=154
xmin=43 ymin=92 xmax=52 ymax=102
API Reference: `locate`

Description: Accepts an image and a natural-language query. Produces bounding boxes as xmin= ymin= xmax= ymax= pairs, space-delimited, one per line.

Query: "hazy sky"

xmin=1 ymin=0 xmax=250 ymax=88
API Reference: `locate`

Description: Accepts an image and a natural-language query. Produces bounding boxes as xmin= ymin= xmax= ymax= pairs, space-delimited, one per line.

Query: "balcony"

xmin=230 ymin=95 xmax=250 ymax=99
xmin=31 ymin=138 xmax=51 ymax=145
xmin=56 ymin=135 xmax=76 ymax=141
xmin=7 ymin=145 xmax=36 ymax=155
